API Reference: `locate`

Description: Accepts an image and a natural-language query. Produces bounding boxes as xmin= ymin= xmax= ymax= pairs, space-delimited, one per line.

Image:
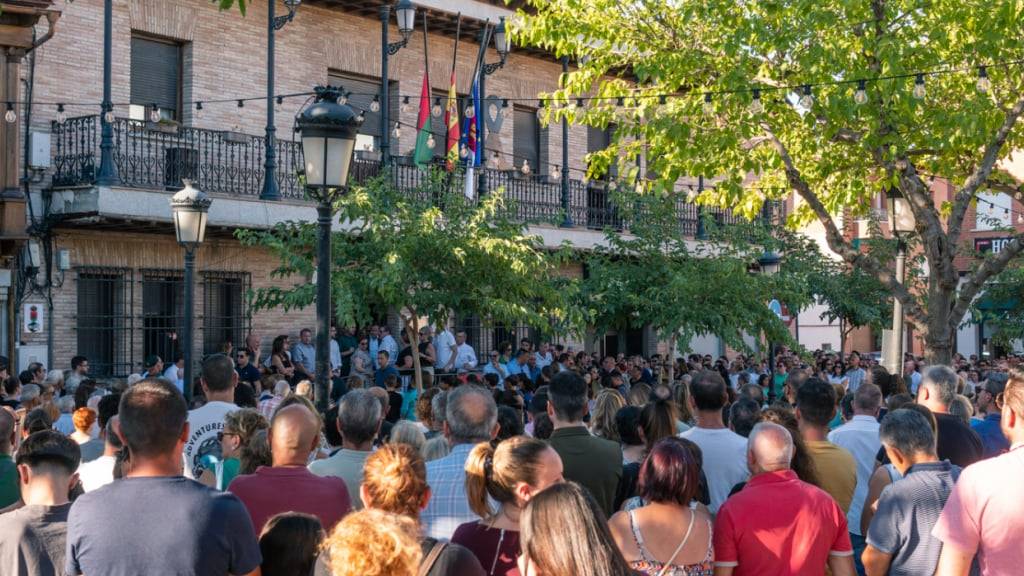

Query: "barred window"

xmin=77 ymin=268 xmax=133 ymax=378
xmin=141 ymin=271 xmax=183 ymax=365
xmin=202 ymin=272 xmax=251 ymax=356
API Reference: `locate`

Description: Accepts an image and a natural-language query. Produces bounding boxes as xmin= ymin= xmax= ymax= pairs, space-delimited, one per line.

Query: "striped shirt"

xmin=867 ymin=460 xmax=961 ymax=576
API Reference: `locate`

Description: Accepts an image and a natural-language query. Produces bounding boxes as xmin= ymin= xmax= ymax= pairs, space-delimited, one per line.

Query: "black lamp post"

xmin=296 ymin=86 xmax=362 ymax=413
xmin=379 ymin=0 xmax=416 ymax=166
xmin=96 ymin=0 xmax=117 ymax=185
xmin=559 ymin=56 xmax=572 ymax=228
xmin=758 ymin=250 xmax=781 ymax=404
xmin=261 ymin=0 xmax=301 ymax=201
xmin=171 ymin=180 xmax=211 ymax=404
xmin=477 ymin=17 xmax=511 ymax=195
xmin=886 ymin=188 xmax=915 ymax=373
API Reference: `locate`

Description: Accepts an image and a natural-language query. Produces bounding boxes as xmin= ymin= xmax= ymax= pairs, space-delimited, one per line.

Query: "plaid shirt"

xmin=258 ymin=395 xmax=284 ymax=421
xmin=421 ymin=443 xmax=476 ymax=540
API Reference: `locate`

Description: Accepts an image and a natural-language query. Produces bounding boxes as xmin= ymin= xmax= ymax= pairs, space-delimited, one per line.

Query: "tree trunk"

xmin=923 ymin=282 xmax=955 ymax=365
xmin=839 ymin=319 xmax=846 ymax=362
xmin=405 ymin=312 xmax=424 ymax=392
xmin=667 ymin=333 xmax=677 ymax=385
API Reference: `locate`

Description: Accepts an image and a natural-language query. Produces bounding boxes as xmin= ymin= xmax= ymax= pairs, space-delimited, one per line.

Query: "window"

xmin=328 ymin=72 xmax=398 ymax=154
xmin=77 ymin=268 xmax=133 ymax=378
xmin=141 ymin=271 xmax=183 ymax=365
xmin=513 ymin=107 xmax=540 ymax=173
xmin=130 ymin=35 xmax=183 ymax=121
xmin=202 ymin=272 xmax=251 ymax=356
xmin=587 ymin=125 xmax=617 ymax=178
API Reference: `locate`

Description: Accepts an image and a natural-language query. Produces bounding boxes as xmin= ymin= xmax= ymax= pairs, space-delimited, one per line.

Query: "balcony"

xmin=51 ymin=115 xmax=778 ymax=233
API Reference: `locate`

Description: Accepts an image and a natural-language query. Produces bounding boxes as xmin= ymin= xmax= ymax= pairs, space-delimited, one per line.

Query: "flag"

xmin=444 ymin=71 xmax=460 ymax=170
xmin=463 ymin=76 xmax=481 ymax=199
xmin=413 ymin=72 xmax=433 ymax=168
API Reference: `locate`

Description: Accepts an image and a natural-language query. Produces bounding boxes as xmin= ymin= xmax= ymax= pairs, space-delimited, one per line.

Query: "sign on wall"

xmin=975 ymin=237 xmax=1015 ymax=254
xmin=23 ymin=303 xmax=44 ymax=334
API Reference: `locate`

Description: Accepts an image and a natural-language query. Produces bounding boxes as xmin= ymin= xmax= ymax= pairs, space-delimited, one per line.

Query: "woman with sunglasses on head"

xmin=199 ymin=408 xmax=268 ymax=490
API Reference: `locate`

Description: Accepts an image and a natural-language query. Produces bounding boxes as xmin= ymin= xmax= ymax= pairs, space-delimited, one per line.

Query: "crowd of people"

xmin=0 ymin=326 xmax=1022 ymax=576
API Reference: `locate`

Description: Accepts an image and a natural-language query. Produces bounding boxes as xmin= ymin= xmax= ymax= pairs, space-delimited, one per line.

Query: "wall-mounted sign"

xmin=975 ymin=237 xmax=1015 ymax=254
xmin=23 ymin=303 xmax=43 ymax=334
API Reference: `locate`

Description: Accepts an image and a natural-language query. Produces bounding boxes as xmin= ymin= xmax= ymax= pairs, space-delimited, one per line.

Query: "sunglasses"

xmin=217 ymin=431 xmax=239 ymax=442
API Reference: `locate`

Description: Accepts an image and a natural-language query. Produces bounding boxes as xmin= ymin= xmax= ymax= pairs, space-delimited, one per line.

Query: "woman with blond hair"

xmin=453 ymin=436 xmax=564 ymax=575
xmin=359 ymin=443 xmax=485 ymax=575
xmin=199 ymin=408 xmax=268 ymax=490
xmin=319 ymin=509 xmax=421 ymax=576
xmin=590 ymin=389 xmax=626 ymax=442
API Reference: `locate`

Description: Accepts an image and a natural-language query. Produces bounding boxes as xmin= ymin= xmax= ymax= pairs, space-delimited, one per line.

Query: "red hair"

xmin=638 ymin=437 xmax=701 ymax=506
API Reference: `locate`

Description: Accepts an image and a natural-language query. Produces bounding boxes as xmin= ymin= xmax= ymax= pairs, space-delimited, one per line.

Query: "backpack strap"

xmin=418 ymin=539 xmax=448 ymax=576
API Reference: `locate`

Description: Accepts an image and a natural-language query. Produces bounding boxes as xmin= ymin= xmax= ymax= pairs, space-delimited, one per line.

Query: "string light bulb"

xmin=977 ymin=66 xmax=991 ymax=93
xmin=103 ymin=110 xmax=115 ymax=124
xmin=369 ymin=95 xmax=381 ymax=113
xmin=536 ymin=100 xmax=546 ymax=120
xmin=492 ymin=150 xmax=501 ymax=167
xmin=392 ymin=122 xmax=401 ymax=139
xmin=56 ymin=103 xmax=66 ymax=124
xmin=501 ymin=99 xmax=512 ymax=119
xmin=400 ymin=96 xmax=411 ymax=114
xmin=149 ymin=104 xmax=161 ymax=123
xmin=4 ymin=103 xmax=15 ymax=124
xmin=431 ymin=98 xmax=443 ymax=118
xmin=357 ymin=110 xmax=366 ymax=123
xmin=237 ymin=99 xmax=245 ymax=108
xmin=854 ymin=79 xmax=868 ymax=105
xmin=798 ymin=85 xmax=813 ymax=108
xmin=551 ymin=165 xmax=562 ymax=180
xmin=275 ymin=95 xmax=284 ymax=112
xmin=703 ymin=93 xmax=713 ymax=115
xmin=196 ymin=101 xmax=204 ymax=112
xmin=459 ymin=144 xmax=469 ymax=159
xmin=521 ymin=159 xmax=531 ymax=175
xmin=339 ymin=92 xmax=349 ymax=105
xmin=750 ymin=89 xmax=763 ymax=114
xmin=426 ymin=134 xmax=436 ymax=150
xmin=616 ymin=96 xmax=625 ymax=107
xmin=912 ymin=74 xmax=926 ymax=99
xmin=464 ymin=104 xmax=475 ymax=119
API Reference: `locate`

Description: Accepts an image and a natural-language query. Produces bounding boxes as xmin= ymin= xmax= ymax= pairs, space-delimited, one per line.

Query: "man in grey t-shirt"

xmin=0 ymin=430 xmax=81 ymax=576
xmin=863 ymin=409 xmax=961 ymax=575
xmin=65 ymin=378 xmax=260 ymax=576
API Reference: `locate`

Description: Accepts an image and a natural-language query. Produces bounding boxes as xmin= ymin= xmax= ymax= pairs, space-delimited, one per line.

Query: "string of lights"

xmin=5 ymin=52 xmax=1024 ymax=125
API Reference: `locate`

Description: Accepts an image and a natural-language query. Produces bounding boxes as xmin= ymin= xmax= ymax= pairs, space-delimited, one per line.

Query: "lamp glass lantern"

xmin=298 ymin=87 xmax=364 ymax=190
xmin=494 ymin=17 xmax=510 ymax=59
xmin=396 ymin=0 xmax=416 ymax=40
xmin=758 ymin=251 xmax=782 ymax=276
xmin=887 ymin=188 xmax=915 ymax=238
xmin=170 ymin=180 xmax=212 ymax=248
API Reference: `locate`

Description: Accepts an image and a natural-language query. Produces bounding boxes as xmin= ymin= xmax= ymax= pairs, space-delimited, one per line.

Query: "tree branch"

xmin=761 ymin=124 xmax=929 ymax=328
xmin=950 ymin=235 xmax=1024 ymax=333
xmin=949 ymin=93 xmax=1024 ymax=250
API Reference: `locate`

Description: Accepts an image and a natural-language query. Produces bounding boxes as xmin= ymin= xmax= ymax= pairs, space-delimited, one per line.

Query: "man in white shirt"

xmin=329 ymin=326 xmax=342 ymax=376
xmin=433 ymin=327 xmax=458 ymax=374
xmin=679 ymin=370 xmax=750 ymax=513
xmin=162 ymin=354 xmax=185 ymax=394
xmin=828 ymin=383 xmax=882 ymax=572
xmin=534 ymin=342 xmax=554 ymax=370
xmin=182 ymin=354 xmax=238 ymax=479
xmin=378 ymin=326 xmax=399 ymax=368
xmin=78 ymin=417 xmax=121 ymax=492
xmin=454 ymin=331 xmax=478 ymax=373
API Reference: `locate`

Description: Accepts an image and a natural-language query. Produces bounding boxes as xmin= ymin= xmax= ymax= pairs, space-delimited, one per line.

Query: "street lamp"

xmin=887 ymin=187 xmax=916 ymax=373
xmin=380 ymin=0 xmax=417 ymax=166
xmin=758 ymin=250 xmax=782 ymax=404
xmin=477 ymin=17 xmax=512 ymax=195
xmin=297 ymin=86 xmax=362 ymax=413
xmin=96 ymin=0 xmax=118 ymax=185
xmin=171 ymin=180 xmax=211 ymax=404
xmin=261 ymin=0 xmax=301 ymax=201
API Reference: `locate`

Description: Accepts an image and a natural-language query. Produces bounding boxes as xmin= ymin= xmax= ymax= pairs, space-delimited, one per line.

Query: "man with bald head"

xmin=713 ymin=422 xmax=856 ymax=576
xmin=229 ymin=403 xmax=350 ymax=532
xmin=0 ymin=407 xmax=17 ymax=509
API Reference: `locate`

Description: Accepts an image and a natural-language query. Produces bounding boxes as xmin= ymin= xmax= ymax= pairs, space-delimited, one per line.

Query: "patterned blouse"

xmin=626 ymin=503 xmax=714 ymax=576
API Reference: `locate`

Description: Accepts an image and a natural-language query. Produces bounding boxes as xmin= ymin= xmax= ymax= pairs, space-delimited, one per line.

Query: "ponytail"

xmin=465 ymin=441 xmax=498 ymax=519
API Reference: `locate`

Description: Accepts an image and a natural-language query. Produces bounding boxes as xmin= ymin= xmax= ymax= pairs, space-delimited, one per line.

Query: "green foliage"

xmin=237 ymin=172 xmax=582 ymax=340
xmin=515 ymin=0 xmax=1024 ymax=360
xmin=970 ymin=265 xmax=1024 ymax=348
xmin=582 ymin=194 xmax=813 ymax=356
xmin=214 ymin=0 xmax=246 ymax=15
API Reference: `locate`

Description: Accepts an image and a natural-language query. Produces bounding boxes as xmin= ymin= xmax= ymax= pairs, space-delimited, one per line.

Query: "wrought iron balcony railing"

xmin=51 ymin=115 xmax=780 ymax=232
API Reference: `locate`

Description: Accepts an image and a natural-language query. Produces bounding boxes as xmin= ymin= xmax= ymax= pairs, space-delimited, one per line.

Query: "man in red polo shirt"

xmin=713 ymin=422 xmax=856 ymax=576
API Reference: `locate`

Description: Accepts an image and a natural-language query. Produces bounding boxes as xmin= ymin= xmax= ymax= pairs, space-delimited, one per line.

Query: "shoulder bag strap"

xmin=418 ymin=540 xmax=448 ymax=576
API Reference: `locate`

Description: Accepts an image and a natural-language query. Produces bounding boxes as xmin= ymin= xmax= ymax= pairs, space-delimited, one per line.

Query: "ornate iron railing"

xmin=52 ymin=115 xmax=782 ymax=232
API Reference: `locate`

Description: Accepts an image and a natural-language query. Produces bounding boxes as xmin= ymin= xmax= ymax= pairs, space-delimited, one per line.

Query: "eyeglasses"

xmin=217 ymin=431 xmax=239 ymax=442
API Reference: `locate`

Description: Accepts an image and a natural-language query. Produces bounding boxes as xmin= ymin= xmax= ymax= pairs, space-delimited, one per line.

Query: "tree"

xmin=970 ymin=265 xmax=1024 ymax=352
xmin=238 ymin=173 xmax=581 ymax=391
xmin=516 ymin=1 xmax=1024 ymax=363
xmin=582 ymin=194 xmax=815 ymax=383
xmin=814 ymin=260 xmax=893 ymax=358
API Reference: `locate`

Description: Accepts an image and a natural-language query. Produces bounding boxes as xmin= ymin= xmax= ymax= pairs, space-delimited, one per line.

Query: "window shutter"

xmin=130 ymin=37 xmax=181 ymax=118
xmin=513 ymin=108 xmax=539 ymax=170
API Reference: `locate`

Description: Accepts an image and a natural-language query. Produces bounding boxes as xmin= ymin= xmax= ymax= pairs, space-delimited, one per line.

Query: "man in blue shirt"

xmin=291 ymin=328 xmax=316 ymax=382
xmin=374 ymin=351 xmax=400 ymax=388
xmin=506 ymin=349 xmax=529 ymax=378
xmin=971 ymin=372 xmax=1010 ymax=458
